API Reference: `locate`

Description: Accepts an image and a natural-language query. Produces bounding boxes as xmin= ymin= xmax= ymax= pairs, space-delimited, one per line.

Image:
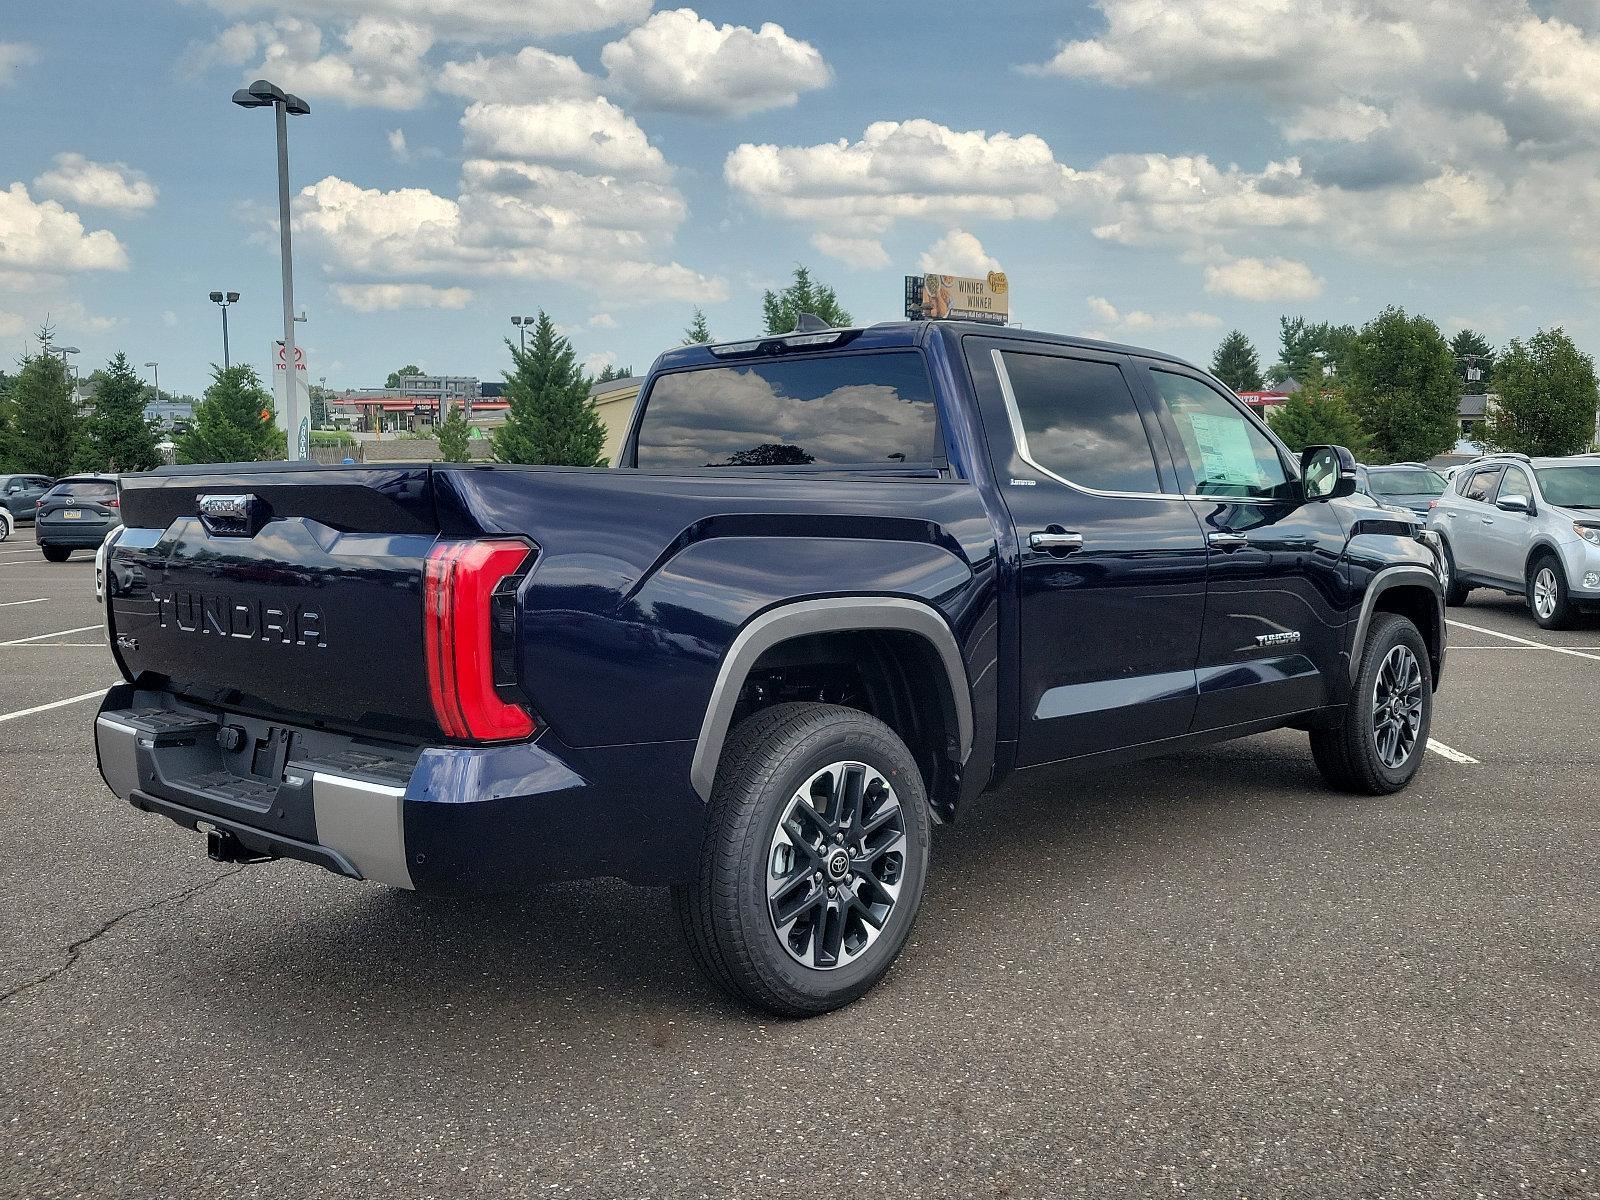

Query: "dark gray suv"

xmin=35 ymin=474 xmax=121 ymax=562
xmin=0 ymin=474 xmax=54 ymax=540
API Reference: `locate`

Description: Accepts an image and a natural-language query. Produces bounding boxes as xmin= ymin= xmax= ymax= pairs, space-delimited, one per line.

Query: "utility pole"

xmin=232 ymin=79 xmax=311 ymax=461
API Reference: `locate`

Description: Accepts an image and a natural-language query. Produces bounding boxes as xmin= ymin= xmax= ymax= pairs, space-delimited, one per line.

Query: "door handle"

xmin=1481 ymin=518 xmax=1494 ymax=525
xmin=1028 ymin=530 xmax=1083 ymax=554
xmin=1208 ymin=531 xmax=1249 ymax=550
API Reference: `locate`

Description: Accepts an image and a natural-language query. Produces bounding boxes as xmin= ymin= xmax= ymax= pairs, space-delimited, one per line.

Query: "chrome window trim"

xmin=989 ymin=348 xmax=1292 ymax=506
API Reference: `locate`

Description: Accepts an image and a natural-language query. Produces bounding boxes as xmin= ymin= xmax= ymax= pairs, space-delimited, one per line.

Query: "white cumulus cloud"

xmin=1085 ymin=296 xmax=1220 ymax=335
xmin=461 ymin=98 xmax=669 ymax=181
xmin=0 ymin=183 xmax=128 ymax=273
xmin=1203 ymin=256 xmax=1324 ymax=301
xmin=438 ymin=46 xmax=596 ymax=103
xmin=810 ymin=233 xmax=889 ymax=269
xmin=919 ymin=228 xmax=1001 ymax=276
xmin=601 ymin=9 xmax=830 ymax=117
xmin=34 ymin=153 xmax=158 ymax=213
xmin=726 ymin=119 xmax=1080 ymax=231
xmin=333 ymin=283 xmax=474 ymax=311
xmin=206 ymin=16 xmax=433 ymax=109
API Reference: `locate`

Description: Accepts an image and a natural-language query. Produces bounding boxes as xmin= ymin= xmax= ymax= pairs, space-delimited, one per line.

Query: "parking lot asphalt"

xmin=2 ymin=544 xmax=1597 ymax=1199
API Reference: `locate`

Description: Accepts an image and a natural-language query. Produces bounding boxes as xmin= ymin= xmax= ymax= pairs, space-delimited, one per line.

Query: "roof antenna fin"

xmin=792 ymin=311 xmax=830 ymax=333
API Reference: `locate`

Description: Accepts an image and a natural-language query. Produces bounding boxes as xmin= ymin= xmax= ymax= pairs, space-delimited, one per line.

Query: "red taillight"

xmin=106 ymin=497 xmax=120 ymax=509
xmin=424 ymin=539 xmax=536 ymax=741
xmin=1427 ymin=499 xmax=1438 ymax=509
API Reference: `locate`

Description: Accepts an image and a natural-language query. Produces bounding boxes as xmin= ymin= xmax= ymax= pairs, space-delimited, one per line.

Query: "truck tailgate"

xmin=107 ymin=465 xmax=444 ymax=741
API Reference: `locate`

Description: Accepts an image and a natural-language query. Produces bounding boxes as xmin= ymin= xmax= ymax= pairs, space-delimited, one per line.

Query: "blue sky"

xmin=4 ymin=0 xmax=1599 ymax=398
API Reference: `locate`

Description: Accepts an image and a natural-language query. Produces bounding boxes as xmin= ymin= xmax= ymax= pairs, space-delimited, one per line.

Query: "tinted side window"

xmin=1150 ymin=371 xmax=1293 ymax=500
xmin=634 ymin=351 xmax=939 ymax=470
xmin=1497 ymin=467 xmax=1533 ymax=505
xmin=997 ymin=351 xmax=1161 ymax=493
xmin=1463 ymin=467 xmax=1503 ymax=503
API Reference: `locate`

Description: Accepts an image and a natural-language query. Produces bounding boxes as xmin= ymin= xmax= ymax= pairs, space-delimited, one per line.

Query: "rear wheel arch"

xmin=690 ymin=598 xmax=973 ymax=818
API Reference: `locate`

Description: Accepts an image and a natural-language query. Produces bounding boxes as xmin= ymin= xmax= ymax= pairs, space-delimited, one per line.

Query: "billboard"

xmin=905 ymin=271 xmax=1009 ymax=324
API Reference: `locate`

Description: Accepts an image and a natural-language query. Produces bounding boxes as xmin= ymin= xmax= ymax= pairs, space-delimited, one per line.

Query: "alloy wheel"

xmin=1371 ymin=645 xmax=1424 ymax=769
xmin=1533 ymin=567 xmax=1558 ymax=621
xmin=766 ymin=761 xmax=907 ymax=970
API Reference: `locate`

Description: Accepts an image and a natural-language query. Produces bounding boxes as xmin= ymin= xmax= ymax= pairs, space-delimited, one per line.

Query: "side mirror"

xmin=1301 ymin=445 xmax=1358 ymax=501
xmin=1496 ymin=494 xmax=1532 ymax=514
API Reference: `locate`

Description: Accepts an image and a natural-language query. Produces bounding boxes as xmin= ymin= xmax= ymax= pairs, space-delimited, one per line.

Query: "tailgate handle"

xmin=198 ymin=493 xmax=266 ymax=537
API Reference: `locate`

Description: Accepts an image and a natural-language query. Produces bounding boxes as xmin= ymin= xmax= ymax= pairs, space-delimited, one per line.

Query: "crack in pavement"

xmin=0 ymin=867 xmax=247 ymax=1007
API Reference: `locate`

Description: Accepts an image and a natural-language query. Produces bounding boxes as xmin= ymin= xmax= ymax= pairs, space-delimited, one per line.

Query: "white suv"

xmin=1429 ymin=454 xmax=1600 ymax=628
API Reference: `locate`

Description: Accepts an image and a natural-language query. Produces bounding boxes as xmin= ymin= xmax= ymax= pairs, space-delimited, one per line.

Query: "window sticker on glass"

xmin=1185 ymin=410 xmax=1269 ymax=490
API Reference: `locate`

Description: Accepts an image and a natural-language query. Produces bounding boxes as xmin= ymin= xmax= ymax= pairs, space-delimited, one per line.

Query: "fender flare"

xmin=1348 ymin=564 xmax=1443 ymax=684
xmin=689 ymin=597 xmax=974 ymax=801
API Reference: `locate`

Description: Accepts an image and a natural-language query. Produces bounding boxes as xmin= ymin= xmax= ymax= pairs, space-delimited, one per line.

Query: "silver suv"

xmin=1429 ymin=453 xmax=1600 ymax=628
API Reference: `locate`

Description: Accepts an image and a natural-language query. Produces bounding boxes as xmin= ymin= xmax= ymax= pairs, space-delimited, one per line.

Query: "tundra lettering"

xmin=151 ymin=588 xmax=327 ymax=648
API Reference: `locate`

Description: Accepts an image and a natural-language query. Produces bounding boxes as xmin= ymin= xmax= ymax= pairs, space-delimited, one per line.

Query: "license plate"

xmin=64 ymin=509 xmax=82 ymax=520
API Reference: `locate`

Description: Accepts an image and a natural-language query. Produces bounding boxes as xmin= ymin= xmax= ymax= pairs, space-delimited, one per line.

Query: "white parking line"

xmin=1426 ymin=738 xmax=1479 ymax=764
xmin=0 ymin=624 xmax=102 ymax=646
xmin=0 ymin=597 xmax=48 ymax=608
xmin=1446 ymin=618 xmax=1600 ymax=664
xmin=0 ymin=688 xmax=108 ymax=724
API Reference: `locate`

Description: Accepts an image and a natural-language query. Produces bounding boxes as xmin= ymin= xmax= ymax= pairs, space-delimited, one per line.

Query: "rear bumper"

xmin=95 ymin=686 xmax=705 ymax=891
xmin=39 ymin=520 xmax=119 ymax=547
xmin=97 ymin=704 xmax=414 ymax=888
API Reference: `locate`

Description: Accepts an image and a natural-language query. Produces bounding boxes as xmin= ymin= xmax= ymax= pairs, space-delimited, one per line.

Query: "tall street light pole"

xmin=233 ymin=79 xmax=311 ymax=461
xmin=144 ymin=361 xmax=159 ymax=408
xmin=512 ymin=314 xmax=531 ymax=353
xmin=208 ymin=291 xmax=238 ymax=368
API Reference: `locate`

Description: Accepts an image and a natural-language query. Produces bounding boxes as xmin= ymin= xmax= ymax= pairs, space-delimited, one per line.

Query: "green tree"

xmin=1210 ymin=330 xmax=1264 ymax=392
xmin=82 ymin=352 xmax=161 ymax=471
xmin=308 ymin=382 xmax=332 ymax=426
xmin=595 ymin=363 xmax=633 ymax=382
xmin=385 ymin=364 xmax=421 ymax=389
xmin=491 ymin=312 xmax=606 ymax=467
xmin=1269 ymin=316 xmax=1357 ymax=386
xmin=176 ymin=364 xmax=284 ymax=465
xmin=1481 ymin=328 xmax=1599 ymax=457
xmin=683 ymin=307 xmax=714 ymax=344
xmin=436 ymin=406 xmax=472 ymax=463
xmin=9 ymin=339 xmax=82 ymax=476
xmin=0 ymin=369 xmax=17 ymax=471
xmin=1266 ymin=376 xmax=1367 ymax=455
xmin=761 ymin=265 xmax=851 ymax=334
xmin=1341 ymin=306 xmax=1458 ymax=464
xmin=1450 ymin=328 xmax=1494 ymax=396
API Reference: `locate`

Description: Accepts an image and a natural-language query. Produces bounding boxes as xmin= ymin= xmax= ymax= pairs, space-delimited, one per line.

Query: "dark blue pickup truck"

xmin=96 ymin=320 xmax=1445 ymax=1015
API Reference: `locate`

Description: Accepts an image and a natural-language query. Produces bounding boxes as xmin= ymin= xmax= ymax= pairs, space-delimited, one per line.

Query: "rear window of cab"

xmin=632 ymin=351 xmax=941 ymax=470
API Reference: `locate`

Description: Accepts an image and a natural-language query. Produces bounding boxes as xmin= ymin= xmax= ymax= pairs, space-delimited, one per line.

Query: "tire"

xmin=41 ymin=545 xmax=71 ymax=562
xmin=1310 ymin=612 xmax=1433 ymax=795
xmin=675 ymin=702 xmax=932 ymax=1017
xmin=1527 ymin=553 xmax=1575 ymax=630
xmin=0 ymin=512 xmax=12 ymax=543
xmin=1439 ymin=539 xmax=1470 ymax=607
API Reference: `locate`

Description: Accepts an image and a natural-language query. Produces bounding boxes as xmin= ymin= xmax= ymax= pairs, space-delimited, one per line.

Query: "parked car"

xmin=1356 ymin=463 xmax=1449 ymax=517
xmin=94 ymin=320 xmax=1445 ymax=1015
xmin=0 ymin=473 xmax=54 ymax=541
xmin=1430 ymin=452 xmax=1600 ymax=628
xmin=36 ymin=474 xmax=121 ymax=561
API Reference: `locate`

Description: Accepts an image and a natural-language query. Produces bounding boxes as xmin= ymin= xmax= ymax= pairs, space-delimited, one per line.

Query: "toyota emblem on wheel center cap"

xmin=827 ymin=850 xmax=850 ymax=880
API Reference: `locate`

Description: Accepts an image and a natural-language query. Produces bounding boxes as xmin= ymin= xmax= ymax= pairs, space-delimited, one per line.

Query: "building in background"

xmin=590 ymin=376 xmax=642 ymax=465
xmin=144 ymin=398 xmax=194 ymax=429
xmin=1237 ymin=390 xmax=1291 ymax=412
